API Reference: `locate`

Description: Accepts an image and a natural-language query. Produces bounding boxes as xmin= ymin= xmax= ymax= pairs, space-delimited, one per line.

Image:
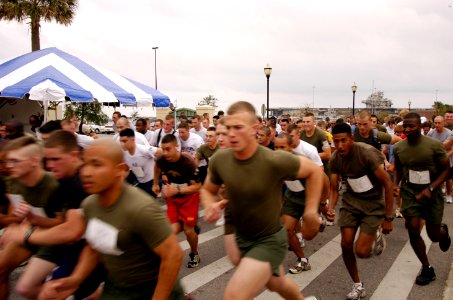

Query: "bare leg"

xmin=341 ymin=227 xmax=360 ymax=283
xmin=183 ymin=223 xmax=198 ymax=254
xmin=0 ymin=242 xmax=33 ymax=299
xmin=16 ymin=257 xmax=56 ymax=298
xmin=282 ymin=215 xmax=306 ymax=259
xmin=405 ymin=216 xmax=429 ymax=266
xmin=266 ymin=265 xmax=304 ymax=299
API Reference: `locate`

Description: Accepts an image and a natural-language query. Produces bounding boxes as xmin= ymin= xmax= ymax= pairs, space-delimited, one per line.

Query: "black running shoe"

xmin=415 ymin=265 xmax=436 ymax=286
xmin=439 ymin=223 xmax=451 ymax=252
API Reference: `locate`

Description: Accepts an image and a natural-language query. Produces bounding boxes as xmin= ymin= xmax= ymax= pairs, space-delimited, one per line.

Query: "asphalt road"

xmin=8 ymin=197 xmax=453 ymax=300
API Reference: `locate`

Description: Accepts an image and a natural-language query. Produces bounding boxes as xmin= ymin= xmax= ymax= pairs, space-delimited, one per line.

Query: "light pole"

xmin=264 ymin=64 xmax=272 ymax=120
xmin=351 ymin=82 xmax=357 ymax=116
xmin=152 ymin=47 xmax=158 ymax=89
xmin=408 ymin=100 xmax=412 ymax=111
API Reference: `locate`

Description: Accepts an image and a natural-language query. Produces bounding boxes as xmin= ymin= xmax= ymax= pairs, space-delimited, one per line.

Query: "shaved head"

xmin=88 ymin=138 xmax=124 ymax=165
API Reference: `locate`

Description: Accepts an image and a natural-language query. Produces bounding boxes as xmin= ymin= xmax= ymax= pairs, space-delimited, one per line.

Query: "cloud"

xmin=1 ymin=0 xmax=452 ymax=112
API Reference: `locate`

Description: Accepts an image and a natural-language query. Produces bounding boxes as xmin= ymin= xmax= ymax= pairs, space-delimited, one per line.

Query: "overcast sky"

xmin=2 ymin=0 xmax=452 ymax=112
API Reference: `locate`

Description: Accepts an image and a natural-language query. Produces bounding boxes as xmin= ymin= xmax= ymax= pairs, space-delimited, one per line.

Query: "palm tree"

xmin=0 ymin=0 xmax=78 ymax=51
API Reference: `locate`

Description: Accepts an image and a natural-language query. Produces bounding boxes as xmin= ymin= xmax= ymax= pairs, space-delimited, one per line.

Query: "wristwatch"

xmin=384 ymin=215 xmax=394 ymax=222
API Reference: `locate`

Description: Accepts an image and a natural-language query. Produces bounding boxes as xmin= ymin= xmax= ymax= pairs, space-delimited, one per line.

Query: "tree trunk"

xmin=31 ymin=18 xmax=41 ymax=51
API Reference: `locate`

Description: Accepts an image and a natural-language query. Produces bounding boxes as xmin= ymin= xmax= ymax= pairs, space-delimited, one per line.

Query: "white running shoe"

xmin=373 ymin=229 xmax=387 ymax=256
xmin=346 ymin=282 xmax=366 ymax=300
xmin=446 ymin=195 xmax=452 ymax=204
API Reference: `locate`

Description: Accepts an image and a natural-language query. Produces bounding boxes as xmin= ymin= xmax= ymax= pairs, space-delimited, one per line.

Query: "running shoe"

xmin=346 ymin=282 xmax=366 ymax=300
xmin=298 ymin=235 xmax=305 ymax=248
xmin=373 ymin=229 xmax=386 ymax=256
xmin=304 ymin=297 xmax=318 ymax=300
xmin=187 ymin=252 xmax=200 ymax=268
xmin=440 ymin=223 xmax=451 ymax=252
xmin=319 ymin=216 xmax=326 ymax=232
xmin=415 ymin=265 xmax=436 ymax=286
xmin=288 ymin=258 xmax=311 ymax=274
xmin=395 ymin=208 xmax=403 ymax=218
xmin=446 ymin=195 xmax=453 ymax=204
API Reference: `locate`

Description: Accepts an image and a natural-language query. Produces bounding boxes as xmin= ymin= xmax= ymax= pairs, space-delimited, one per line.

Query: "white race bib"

xmin=285 ymin=180 xmax=305 ymax=192
xmin=171 ymin=183 xmax=188 ymax=189
xmin=347 ymin=175 xmax=373 ymax=193
xmin=85 ymin=218 xmax=124 ymax=256
xmin=408 ymin=169 xmax=430 ymax=185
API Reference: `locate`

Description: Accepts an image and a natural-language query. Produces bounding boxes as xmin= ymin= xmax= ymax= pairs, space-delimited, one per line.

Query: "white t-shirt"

xmin=190 ymin=127 xmax=207 ymax=141
xmin=179 ymin=133 xmax=204 ymax=157
xmin=76 ymin=133 xmax=94 ymax=148
xmin=149 ymin=128 xmax=179 ymax=147
xmin=293 ymin=140 xmax=323 ymax=167
xmin=113 ymin=131 xmax=150 ymax=146
xmin=123 ymin=144 xmax=159 ymax=183
xmin=143 ymin=130 xmax=154 ymax=144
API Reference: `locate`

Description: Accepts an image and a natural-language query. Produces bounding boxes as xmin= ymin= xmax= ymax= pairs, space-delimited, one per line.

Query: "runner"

xmin=274 ymin=132 xmax=326 ymax=274
xmin=326 ymin=122 xmax=394 ymax=300
xmin=202 ymin=101 xmax=322 ymax=300
xmin=195 ymin=126 xmax=218 ymax=184
xmin=393 ymin=112 xmax=451 ymax=286
xmin=153 ymin=134 xmax=202 ymax=268
xmin=38 ymin=139 xmax=184 ymax=300
xmin=119 ymin=128 xmax=162 ymax=196
xmin=0 ymin=136 xmax=59 ymax=299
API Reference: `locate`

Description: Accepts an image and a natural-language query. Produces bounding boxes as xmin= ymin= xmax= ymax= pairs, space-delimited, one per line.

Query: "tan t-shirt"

xmin=209 ymin=146 xmax=300 ymax=239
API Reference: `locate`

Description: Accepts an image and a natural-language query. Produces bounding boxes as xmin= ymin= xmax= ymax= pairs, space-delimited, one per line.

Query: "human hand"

xmin=13 ymin=202 xmax=31 ymax=220
xmin=204 ymin=199 xmax=228 ymax=223
xmin=38 ymin=277 xmax=78 ymax=300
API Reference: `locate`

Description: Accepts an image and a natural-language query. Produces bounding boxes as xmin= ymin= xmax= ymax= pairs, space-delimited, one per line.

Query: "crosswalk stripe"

xmin=257 ymin=234 xmax=342 ymax=299
xmin=371 ymin=228 xmax=432 ymax=300
xmin=181 ymin=256 xmax=234 ymax=294
xmin=179 ymin=226 xmax=224 ymax=251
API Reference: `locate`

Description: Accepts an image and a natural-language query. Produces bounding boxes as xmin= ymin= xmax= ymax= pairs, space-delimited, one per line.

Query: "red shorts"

xmin=166 ymin=193 xmax=200 ymax=227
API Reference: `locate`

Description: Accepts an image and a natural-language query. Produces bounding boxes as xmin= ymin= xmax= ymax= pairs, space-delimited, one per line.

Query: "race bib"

xmin=85 ymin=218 xmax=124 ymax=256
xmin=285 ymin=180 xmax=305 ymax=192
xmin=171 ymin=183 xmax=188 ymax=189
xmin=408 ymin=169 xmax=430 ymax=185
xmin=131 ymin=166 xmax=145 ymax=178
xmin=347 ymin=175 xmax=373 ymax=193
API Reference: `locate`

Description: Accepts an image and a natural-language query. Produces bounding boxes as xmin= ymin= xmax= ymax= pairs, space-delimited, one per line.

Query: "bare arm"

xmin=374 ymin=165 xmax=394 ymax=234
xmin=319 ymin=146 xmax=332 ymax=161
xmin=327 ymin=173 xmax=340 ymax=222
xmin=1 ymin=209 xmax=85 ymax=246
xmin=390 ymin=134 xmax=402 ymax=145
xmin=152 ymin=234 xmax=184 ymax=300
xmin=38 ymin=244 xmax=100 ymax=300
xmin=201 ymin=172 xmax=226 ymax=223
xmin=297 ymin=155 xmax=323 ymax=240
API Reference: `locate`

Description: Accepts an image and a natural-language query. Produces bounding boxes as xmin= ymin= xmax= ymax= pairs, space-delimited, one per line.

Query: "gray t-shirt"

xmin=427 ymin=128 xmax=451 ymax=143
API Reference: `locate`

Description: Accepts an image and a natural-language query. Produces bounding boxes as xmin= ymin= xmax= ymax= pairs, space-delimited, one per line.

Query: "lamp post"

xmin=408 ymin=100 xmax=412 ymax=111
xmin=152 ymin=47 xmax=158 ymax=89
xmin=264 ymin=64 xmax=272 ymax=120
xmin=351 ymin=82 xmax=357 ymax=116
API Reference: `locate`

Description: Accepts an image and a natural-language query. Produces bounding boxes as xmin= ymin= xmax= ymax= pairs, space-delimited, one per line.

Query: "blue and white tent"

xmin=0 ymin=47 xmax=170 ymax=107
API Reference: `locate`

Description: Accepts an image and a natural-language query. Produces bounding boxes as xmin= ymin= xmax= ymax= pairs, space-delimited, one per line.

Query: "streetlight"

xmin=264 ymin=64 xmax=272 ymax=120
xmin=152 ymin=47 xmax=158 ymax=89
xmin=351 ymin=82 xmax=357 ymax=116
xmin=408 ymin=100 xmax=412 ymax=111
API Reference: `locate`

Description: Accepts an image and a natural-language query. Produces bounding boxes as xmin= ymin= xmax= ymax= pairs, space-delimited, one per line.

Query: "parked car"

xmin=87 ymin=121 xmax=114 ymax=134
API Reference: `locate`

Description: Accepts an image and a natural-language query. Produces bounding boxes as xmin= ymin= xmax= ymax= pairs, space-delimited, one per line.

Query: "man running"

xmin=327 ymin=122 xmax=394 ymax=300
xmin=39 ymin=139 xmax=184 ymax=299
xmin=153 ymin=134 xmax=202 ymax=268
xmin=202 ymin=101 xmax=322 ymax=300
xmin=393 ymin=112 xmax=451 ymax=286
